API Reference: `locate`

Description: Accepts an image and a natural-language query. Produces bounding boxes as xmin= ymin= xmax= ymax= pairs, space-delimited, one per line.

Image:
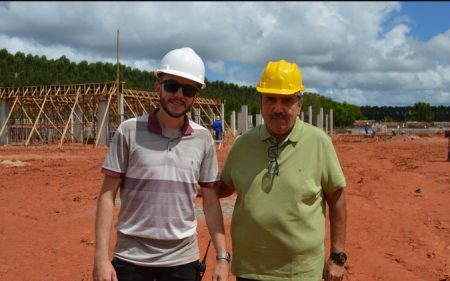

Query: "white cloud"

xmin=206 ymin=60 xmax=227 ymax=76
xmin=0 ymin=2 xmax=449 ymax=105
xmin=427 ymin=30 xmax=450 ymax=62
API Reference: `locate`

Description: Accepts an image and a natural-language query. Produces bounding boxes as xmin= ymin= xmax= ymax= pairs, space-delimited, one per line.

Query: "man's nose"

xmin=272 ymin=100 xmax=283 ymax=112
xmin=174 ymin=87 xmax=184 ymax=97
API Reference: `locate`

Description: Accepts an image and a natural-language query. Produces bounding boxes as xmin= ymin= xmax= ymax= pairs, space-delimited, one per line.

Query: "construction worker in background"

xmin=218 ymin=59 xmax=347 ymax=281
xmin=93 ymin=47 xmax=229 ymax=281
xmin=364 ymin=122 xmax=369 ymax=135
xmin=211 ymin=115 xmax=223 ymax=141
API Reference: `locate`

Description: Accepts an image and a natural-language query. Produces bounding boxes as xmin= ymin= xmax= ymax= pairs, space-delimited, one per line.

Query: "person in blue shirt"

xmin=211 ymin=115 xmax=223 ymax=141
xmin=364 ymin=122 xmax=369 ymax=134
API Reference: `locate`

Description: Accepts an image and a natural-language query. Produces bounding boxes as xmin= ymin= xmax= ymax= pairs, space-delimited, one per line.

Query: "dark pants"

xmin=112 ymin=257 xmax=200 ymax=281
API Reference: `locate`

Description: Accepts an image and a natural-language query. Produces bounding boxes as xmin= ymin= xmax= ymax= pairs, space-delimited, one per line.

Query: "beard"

xmin=159 ymin=92 xmax=193 ymax=118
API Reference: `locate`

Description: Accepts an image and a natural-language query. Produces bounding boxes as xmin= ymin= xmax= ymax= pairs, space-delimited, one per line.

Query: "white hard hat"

xmin=155 ymin=47 xmax=206 ymax=88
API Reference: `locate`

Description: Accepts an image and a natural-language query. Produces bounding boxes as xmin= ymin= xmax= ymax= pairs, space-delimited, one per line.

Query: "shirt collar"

xmin=259 ymin=117 xmax=303 ymax=144
xmin=147 ymin=108 xmax=193 ymax=136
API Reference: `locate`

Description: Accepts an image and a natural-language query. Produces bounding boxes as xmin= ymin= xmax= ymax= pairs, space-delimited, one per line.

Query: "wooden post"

xmin=117 ymin=30 xmax=124 ymax=124
xmin=59 ymin=87 xmax=82 ymax=148
xmin=25 ymin=88 xmax=50 ymax=146
xmin=95 ymin=87 xmax=114 ymax=147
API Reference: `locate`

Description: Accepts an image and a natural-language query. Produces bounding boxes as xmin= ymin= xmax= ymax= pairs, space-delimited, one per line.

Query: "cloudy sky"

xmin=1 ymin=2 xmax=449 ymax=106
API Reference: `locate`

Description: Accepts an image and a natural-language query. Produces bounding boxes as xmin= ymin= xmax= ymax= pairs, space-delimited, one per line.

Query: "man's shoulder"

xmin=233 ymin=126 xmax=260 ymax=145
xmin=300 ymin=121 xmax=330 ymax=139
xmin=189 ymin=120 xmax=208 ymax=131
xmin=120 ymin=114 xmax=147 ymax=127
xmin=115 ymin=115 xmax=149 ymax=137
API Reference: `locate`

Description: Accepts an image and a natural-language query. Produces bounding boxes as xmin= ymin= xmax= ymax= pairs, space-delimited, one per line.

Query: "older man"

xmin=219 ymin=60 xmax=347 ymax=281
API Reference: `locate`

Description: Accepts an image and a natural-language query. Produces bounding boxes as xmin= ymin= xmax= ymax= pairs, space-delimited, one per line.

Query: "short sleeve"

xmin=321 ymin=136 xmax=346 ymax=194
xmin=102 ymin=124 xmax=129 ymax=176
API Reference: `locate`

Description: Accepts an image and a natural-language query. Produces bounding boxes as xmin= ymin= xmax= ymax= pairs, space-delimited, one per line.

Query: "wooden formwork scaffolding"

xmin=0 ymin=82 xmax=224 ymax=147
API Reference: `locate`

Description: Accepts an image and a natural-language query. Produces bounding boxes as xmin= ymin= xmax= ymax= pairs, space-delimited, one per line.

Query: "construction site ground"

xmin=0 ymin=133 xmax=449 ymax=281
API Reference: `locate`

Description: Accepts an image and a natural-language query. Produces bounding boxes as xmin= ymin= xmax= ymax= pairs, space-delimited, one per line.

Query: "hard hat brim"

xmin=155 ymin=70 xmax=206 ymax=89
xmin=256 ymin=85 xmax=304 ymax=95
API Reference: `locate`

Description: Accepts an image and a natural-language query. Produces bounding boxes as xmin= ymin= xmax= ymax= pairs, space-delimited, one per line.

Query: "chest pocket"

xmin=296 ymin=179 xmax=322 ymax=205
xmin=168 ymin=144 xmax=202 ymax=175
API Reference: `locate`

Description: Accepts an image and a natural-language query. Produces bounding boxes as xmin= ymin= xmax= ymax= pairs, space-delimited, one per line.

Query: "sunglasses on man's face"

xmin=162 ymin=79 xmax=199 ymax=98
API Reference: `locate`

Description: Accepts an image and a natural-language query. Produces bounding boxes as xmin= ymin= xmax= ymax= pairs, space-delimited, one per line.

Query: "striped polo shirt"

xmin=102 ymin=109 xmax=219 ymax=266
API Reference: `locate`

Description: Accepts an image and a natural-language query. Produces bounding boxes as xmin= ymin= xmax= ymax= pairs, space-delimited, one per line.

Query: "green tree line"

xmin=361 ymin=103 xmax=449 ymax=122
xmin=1 ymin=49 xmax=447 ymax=126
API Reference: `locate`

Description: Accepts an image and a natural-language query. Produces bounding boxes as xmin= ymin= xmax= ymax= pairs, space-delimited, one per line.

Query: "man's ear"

xmin=298 ymin=96 xmax=304 ymax=111
xmin=155 ymin=80 xmax=161 ymax=91
xmin=192 ymin=93 xmax=198 ymax=102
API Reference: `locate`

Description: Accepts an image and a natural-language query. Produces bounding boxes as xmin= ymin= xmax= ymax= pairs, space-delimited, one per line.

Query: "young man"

xmin=93 ymin=47 xmax=230 ymax=281
xmin=219 ymin=60 xmax=347 ymax=281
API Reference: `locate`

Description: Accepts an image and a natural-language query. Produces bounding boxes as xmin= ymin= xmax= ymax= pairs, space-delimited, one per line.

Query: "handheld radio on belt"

xmin=197 ymin=239 xmax=211 ymax=281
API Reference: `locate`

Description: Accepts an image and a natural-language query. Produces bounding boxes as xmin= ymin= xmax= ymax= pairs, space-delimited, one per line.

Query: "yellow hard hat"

xmin=216 ymin=115 xmax=221 ymax=120
xmin=256 ymin=59 xmax=304 ymax=95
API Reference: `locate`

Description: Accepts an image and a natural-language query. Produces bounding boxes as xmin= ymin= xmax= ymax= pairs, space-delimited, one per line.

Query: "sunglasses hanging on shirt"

xmin=267 ymin=144 xmax=279 ymax=176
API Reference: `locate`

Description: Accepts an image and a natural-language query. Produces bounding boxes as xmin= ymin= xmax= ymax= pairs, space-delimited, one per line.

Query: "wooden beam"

xmin=18 ymin=101 xmax=44 ymax=142
xmin=59 ymin=86 xmax=83 ymax=148
xmin=25 ymin=87 xmax=50 ymax=146
xmin=122 ymin=97 xmax=137 ymax=118
xmin=32 ymin=98 xmax=64 ymax=137
xmin=95 ymin=85 xmax=115 ymax=147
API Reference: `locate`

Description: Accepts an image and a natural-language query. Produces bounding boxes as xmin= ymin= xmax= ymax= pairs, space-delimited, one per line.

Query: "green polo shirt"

xmin=221 ymin=118 xmax=346 ymax=281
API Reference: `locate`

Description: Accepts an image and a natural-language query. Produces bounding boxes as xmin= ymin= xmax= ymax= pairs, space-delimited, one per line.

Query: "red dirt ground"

xmin=0 ymin=133 xmax=449 ymax=281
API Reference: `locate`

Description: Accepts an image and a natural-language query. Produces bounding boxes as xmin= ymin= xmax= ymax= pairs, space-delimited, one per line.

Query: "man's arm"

xmin=324 ymin=188 xmax=347 ymax=280
xmin=216 ymin=180 xmax=235 ymax=198
xmin=201 ymin=183 xmax=229 ymax=281
xmin=93 ymin=175 xmax=122 ymax=281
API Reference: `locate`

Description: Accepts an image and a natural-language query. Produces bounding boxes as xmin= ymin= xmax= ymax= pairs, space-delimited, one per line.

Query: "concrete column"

xmin=221 ymin=102 xmax=225 ymax=132
xmin=308 ymin=105 xmax=313 ymax=125
xmin=237 ymin=112 xmax=244 ymax=135
xmin=247 ymin=115 xmax=253 ymax=130
xmin=325 ymin=114 xmax=329 ymax=134
xmin=255 ymin=114 xmax=263 ymax=126
xmin=194 ymin=108 xmax=201 ymax=124
xmin=73 ymin=106 xmax=84 ymax=142
xmin=97 ymin=96 xmax=109 ymax=145
xmin=316 ymin=114 xmax=320 ymax=129
xmin=118 ymin=92 xmax=124 ymax=124
xmin=230 ymin=110 xmax=236 ymax=136
xmin=0 ymin=100 xmax=11 ymax=145
xmin=330 ymin=109 xmax=334 ymax=135
xmin=237 ymin=105 xmax=248 ymax=134
xmin=242 ymin=105 xmax=248 ymax=123
xmin=319 ymin=107 xmax=324 ymax=130
xmin=210 ymin=108 xmax=215 ymax=128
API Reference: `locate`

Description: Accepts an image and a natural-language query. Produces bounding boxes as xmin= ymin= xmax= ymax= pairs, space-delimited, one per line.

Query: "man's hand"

xmin=93 ymin=258 xmax=118 ymax=281
xmin=211 ymin=259 xmax=230 ymax=281
xmin=324 ymin=258 xmax=345 ymax=281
